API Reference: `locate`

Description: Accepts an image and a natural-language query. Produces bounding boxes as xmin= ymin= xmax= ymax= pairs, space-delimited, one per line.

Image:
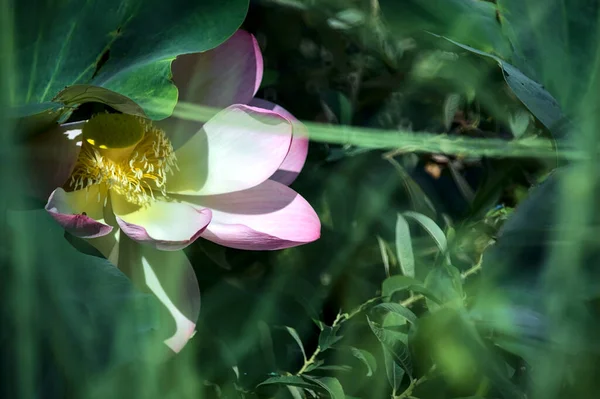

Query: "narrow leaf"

xmin=317 ymin=365 xmax=353 ymax=372
xmin=312 ymin=319 xmax=326 ymax=331
xmin=335 ymin=9 xmax=366 ymax=27
xmin=304 ymin=376 xmax=346 ymax=399
xmin=382 ymin=311 xmax=409 ymax=329
xmin=350 ymin=347 xmax=377 ymax=377
xmin=318 ymin=325 xmax=343 ymax=351
xmin=395 ymin=214 xmax=415 ymax=277
xmin=509 ymin=110 xmax=531 ymax=139
xmin=304 ymin=359 xmax=325 ymax=373
xmin=377 ymin=236 xmax=392 ymax=277
xmin=367 ymin=317 xmax=413 ymax=378
xmin=424 ymin=266 xmax=464 ymax=311
xmin=373 ymin=303 xmax=418 ymax=325
xmin=382 ymin=275 xmax=422 ymax=296
xmin=382 ymin=275 xmax=442 ymax=304
xmin=284 ymin=326 xmax=307 ymax=362
xmin=443 ymin=93 xmax=461 ymax=130
xmin=258 ymin=376 xmax=319 ymax=390
xmin=287 ymin=386 xmax=306 ymax=399
xmin=403 ymin=211 xmax=447 ymax=252
xmin=383 ymin=345 xmax=405 ymax=391
xmin=386 ymin=157 xmax=437 ymax=217
xmin=448 ymin=162 xmax=475 ymax=203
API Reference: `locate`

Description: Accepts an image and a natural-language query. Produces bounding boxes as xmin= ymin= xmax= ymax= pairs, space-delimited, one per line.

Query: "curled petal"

xmin=111 ymin=191 xmax=212 ymax=251
xmin=45 ymin=186 xmax=113 ymax=239
xmin=250 ymin=98 xmax=309 ymax=186
xmin=183 ymin=179 xmax=320 ymax=250
xmin=22 ymin=121 xmax=85 ymax=201
xmin=171 ymin=30 xmax=263 ymax=109
xmin=166 ymin=104 xmax=292 ymax=196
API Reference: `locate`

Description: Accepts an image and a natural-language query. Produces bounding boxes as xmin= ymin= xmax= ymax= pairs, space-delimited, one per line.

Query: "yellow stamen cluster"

xmin=69 ymin=113 xmax=178 ymax=206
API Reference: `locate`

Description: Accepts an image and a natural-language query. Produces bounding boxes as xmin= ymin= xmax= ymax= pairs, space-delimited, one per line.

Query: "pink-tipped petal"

xmin=184 ymin=179 xmax=320 ymax=250
xmin=171 ymin=30 xmax=263 ymax=109
xmin=166 ymin=104 xmax=292 ymax=196
xmin=22 ymin=121 xmax=85 ymax=201
xmin=45 ymin=186 xmax=113 ymax=238
xmin=250 ymin=98 xmax=309 ymax=185
xmin=111 ymin=191 xmax=212 ymax=251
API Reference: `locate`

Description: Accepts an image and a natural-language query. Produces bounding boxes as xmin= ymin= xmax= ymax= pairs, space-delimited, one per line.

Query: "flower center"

xmin=69 ymin=113 xmax=178 ymax=206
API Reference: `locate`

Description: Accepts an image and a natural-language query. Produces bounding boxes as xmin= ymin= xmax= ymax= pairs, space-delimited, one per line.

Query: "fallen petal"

xmin=45 ymin=186 xmax=113 ymax=239
xmin=166 ymin=104 xmax=292 ymax=196
xmin=183 ymin=179 xmax=320 ymax=250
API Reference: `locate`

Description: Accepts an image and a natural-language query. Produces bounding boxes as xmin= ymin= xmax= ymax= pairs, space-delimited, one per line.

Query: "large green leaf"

xmin=379 ymin=0 xmax=512 ymax=59
xmin=3 ymin=210 xmax=161 ymax=396
xmin=12 ymin=0 xmax=249 ymax=120
xmin=54 ymin=85 xmax=148 ymax=117
xmin=496 ymin=0 xmax=600 ymax=109
xmin=474 ymin=168 xmax=600 ymax=353
xmin=429 ymin=34 xmax=569 ymax=144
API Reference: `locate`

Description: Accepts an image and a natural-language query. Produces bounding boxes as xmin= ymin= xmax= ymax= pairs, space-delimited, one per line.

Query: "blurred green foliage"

xmin=3 ymin=0 xmax=600 ymax=398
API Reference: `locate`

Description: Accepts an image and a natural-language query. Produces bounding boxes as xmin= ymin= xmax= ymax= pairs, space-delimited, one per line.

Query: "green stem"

xmin=296 ymin=261 xmax=482 ymax=377
xmin=395 ymin=366 xmax=435 ymax=399
xmin=296 ymin=301 xmax=380 ymax=375
xmin=296 ymin=347 xmax=321 ymax=375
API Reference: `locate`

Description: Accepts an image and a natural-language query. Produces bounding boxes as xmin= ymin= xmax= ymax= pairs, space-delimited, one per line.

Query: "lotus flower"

xmin=25 ymin=30 xmax=320 ymax=352
xmin=45 ymin=30 xmax=320 ymax=252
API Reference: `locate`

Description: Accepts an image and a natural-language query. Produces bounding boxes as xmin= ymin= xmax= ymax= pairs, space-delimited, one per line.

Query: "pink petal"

xmin=250 ymin=98 xmax=309 ymax=185
xmin=110 ymin=191 xmax=212 ymax=251
xmin=183 ymin=179 xmax=320 ymax=250
xmin=171 ymin=30 xmax=263 ymax=109
xmin=166 ymin=104 xmax=292 ymax=196
xmin=22 ymin=121 xmax=85 ymax=201
xmin=45 ymin=186 xmax=113 ymax=239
